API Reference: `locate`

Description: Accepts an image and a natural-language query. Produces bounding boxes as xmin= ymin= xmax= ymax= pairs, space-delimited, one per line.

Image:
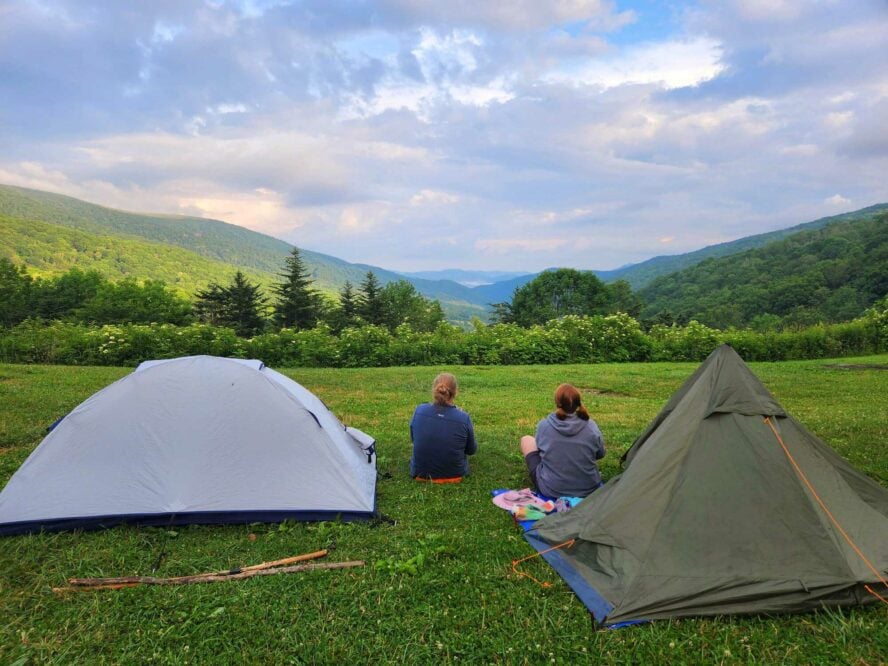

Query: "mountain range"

xmin=1 ymin=183 xmax=884 ymax=325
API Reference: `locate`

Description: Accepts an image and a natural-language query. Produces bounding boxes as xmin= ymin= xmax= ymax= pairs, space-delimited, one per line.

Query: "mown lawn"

xmin=1 ymin=356 xmax=887 ymax=665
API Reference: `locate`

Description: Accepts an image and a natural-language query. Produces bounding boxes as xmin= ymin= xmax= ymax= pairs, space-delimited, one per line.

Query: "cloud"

xmin=824 ymin=194 xmax=851 ymax=207
xmin=410 ymin=189 xmax=460 ymax=205
xmin=0 ymin=0 xmax=886 ymax=273
xmin=546 ymin=37 xmax=725 ymax=90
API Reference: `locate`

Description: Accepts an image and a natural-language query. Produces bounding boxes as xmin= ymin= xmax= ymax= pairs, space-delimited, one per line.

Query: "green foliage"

xmin=357 ymin=271 xmax=386 ymax=326
xmin=328 ymin=280 xmax=359 ymax=332
xmin=506 ymin=269 xmax=613 ymax=326
xmin=641 ymin=213 xmax=888 ymax=328
xmin=0 ymin=262 xmax=193 ymax=327
xmin=76 ymin=279 xmax=193 ymax=325
xmin=2 ymin=311 xmax=885 ymax=367
xmin=498 ymin=270 xmax=644 ymax=327
xmin=374 ymin=534 xmax=452 ymax=575
xmin=378 ymin=280 xmax=445 ymax=333
xmin=0 ymin=214 xmax=276 ymax=296
xmin=272 ymin=247 xmax=323 ymax=330
xmin=33 ymin=268 xmax=105 ymax=320
xmin=195 ymin=271 xmax=268 ymax=337
xmin=0 ymin=258 xmax=33 ymax=326
xmin=649 ymin=320 xmax=722 ymax=362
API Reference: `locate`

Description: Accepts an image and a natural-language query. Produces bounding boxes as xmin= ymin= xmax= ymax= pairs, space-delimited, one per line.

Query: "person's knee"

xmin=520 ymin=435 xmax=537 ymax=456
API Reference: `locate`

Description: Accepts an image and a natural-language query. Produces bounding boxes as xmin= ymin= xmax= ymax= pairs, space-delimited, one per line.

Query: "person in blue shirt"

xmin=410 ymin=372 xmax=477 ymax=480
xmin=520 ymin=383 xmax=605 ymax=498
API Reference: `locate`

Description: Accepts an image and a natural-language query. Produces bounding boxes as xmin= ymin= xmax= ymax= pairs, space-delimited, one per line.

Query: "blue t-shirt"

xmin=409 ymin=403 xmax=477 ymax=478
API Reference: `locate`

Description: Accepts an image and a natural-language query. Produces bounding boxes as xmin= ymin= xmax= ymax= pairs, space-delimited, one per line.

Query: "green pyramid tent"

xmin=527 ymin=345 xmax=888 ymax=626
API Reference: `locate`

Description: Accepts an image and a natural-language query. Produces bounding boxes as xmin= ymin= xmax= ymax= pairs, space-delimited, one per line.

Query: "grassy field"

xmin=1 ymin=356 xmax=887 ymax=665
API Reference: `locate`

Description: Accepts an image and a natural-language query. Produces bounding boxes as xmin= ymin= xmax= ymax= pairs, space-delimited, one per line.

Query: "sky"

xmin=1 ymin=0 xmax=887 ymax=273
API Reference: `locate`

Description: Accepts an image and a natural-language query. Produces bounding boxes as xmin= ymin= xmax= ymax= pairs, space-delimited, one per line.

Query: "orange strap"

xmin=414 ymin=476 xmax=463 ymax=484
xmin=764 ymin=417 xmax=888 ymax=605
xmin=512 ymin=539 xmax=575 ymax=588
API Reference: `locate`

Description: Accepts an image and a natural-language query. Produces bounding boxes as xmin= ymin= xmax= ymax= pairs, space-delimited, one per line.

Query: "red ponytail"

xmin=554 ymin=383 xmax=588 ymax=420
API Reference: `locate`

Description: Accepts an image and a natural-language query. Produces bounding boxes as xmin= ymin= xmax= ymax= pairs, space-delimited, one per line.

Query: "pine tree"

xmin=225 ymin=271 xmax=267 ymax=337
xmin=194 ymin=282 xmax=228 ymax=326
xmin=331 ymin=280 xmax=359 ymax=331
xmin=357 ymin=271 xmax=386 ymax=326
xmin=272 ymin=247 xmax=320 ymax=330
xmin=195 ymin=272 xmax=267 ymax=336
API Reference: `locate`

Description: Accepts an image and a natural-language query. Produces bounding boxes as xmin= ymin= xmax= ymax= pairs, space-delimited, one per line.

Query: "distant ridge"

xmin=399 ymin=269 xmax=530 ymax=287
xmin=597 ymin=204 xmax=888 ymax=289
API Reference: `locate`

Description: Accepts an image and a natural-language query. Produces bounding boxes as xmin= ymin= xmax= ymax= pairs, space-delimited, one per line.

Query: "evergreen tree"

xmin=330 ymin=280 xmax=359 ymax=331
xmin=194 ymin=272 xmax=267 ymax=336
xmin=357 ymin=271 xmax=386 ymax=326
xmin=225 ymin=271 xmax=268 ymax=337
xmin=194 ymin=282 xmax=228 ymax=326
xmin=272 ymin=247 xmax=321 ymax=330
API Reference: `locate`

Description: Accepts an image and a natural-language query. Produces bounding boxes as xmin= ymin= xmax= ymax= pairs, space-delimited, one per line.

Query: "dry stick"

xmin=68 ymin=549 xmax=328 ymax=588
xmin=53 ymin=560 xmax=364 ymax=594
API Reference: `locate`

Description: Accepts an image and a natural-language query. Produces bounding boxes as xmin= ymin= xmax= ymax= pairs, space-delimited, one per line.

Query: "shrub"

xmin=1 ymin=311 xmax=884 ymax=368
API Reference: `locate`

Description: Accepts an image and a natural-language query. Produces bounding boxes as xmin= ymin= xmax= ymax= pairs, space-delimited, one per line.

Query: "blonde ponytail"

xmin=432 ymin=372 xmax=458 ymax=406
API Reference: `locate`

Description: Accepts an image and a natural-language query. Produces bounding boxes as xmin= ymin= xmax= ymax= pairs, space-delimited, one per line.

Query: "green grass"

xmin=1 ymin=357 xmax=887 ymax=664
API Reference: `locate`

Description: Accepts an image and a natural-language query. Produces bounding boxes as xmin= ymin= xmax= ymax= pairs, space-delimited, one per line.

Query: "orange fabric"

xmin=414 ymin=476 xmax=463 ymax=484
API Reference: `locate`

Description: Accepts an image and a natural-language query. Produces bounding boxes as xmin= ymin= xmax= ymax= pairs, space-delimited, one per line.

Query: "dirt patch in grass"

xmin=823 ymin=364 xmax=888 ymax=371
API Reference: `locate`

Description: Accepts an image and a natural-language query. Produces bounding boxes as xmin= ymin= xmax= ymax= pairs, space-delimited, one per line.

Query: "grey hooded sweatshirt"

xmin=534 ymin=413 xmax=605 ymax=498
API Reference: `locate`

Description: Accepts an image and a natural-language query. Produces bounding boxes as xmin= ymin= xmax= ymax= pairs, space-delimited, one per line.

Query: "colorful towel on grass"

xmin=491 ymin=489 xmax=583 ymax=530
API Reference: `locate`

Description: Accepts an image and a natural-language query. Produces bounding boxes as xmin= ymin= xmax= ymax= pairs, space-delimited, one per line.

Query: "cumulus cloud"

xmin=824 ymin=194 xmax=851 ymax=207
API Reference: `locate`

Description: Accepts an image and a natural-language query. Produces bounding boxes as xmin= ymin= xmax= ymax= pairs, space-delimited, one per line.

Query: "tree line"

xmin=3 ymin=212 xmax=884 ymax=336
xmin=0 ymin=248 xmax=444 ymax=336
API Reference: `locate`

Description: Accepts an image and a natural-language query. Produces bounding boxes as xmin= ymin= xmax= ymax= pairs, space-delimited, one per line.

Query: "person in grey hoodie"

xmin=519 ymin=383 xmax=605 ymax=498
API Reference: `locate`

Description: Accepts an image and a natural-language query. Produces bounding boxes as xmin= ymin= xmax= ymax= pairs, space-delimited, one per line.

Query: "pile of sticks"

xmin=53 ymin=549 xmax=364 ymax=593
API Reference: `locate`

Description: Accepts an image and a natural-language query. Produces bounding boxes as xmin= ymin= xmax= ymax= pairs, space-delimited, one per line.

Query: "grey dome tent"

xmin=527 ymin=345 xmax=888 ymax=626
xmin=0 ymin=356 xmax=377 ymax=536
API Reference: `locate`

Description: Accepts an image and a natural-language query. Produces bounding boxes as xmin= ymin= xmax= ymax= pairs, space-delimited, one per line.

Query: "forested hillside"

xmin=0 ymin=215 xmax=274 ymax=295
xmin=640 ymin=212 xmax=888 ymax=328
xmin=600 ymin=204 xmax=888 ymax=289
xmin=0 ymin=185 xmax=487 ymax=322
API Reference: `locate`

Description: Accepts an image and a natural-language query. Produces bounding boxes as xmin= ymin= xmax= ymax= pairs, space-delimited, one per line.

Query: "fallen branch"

xmin=53 ymin=560 xmax=364 ymax=593
xmin=68 ymin=549 xmax=329 ymax=587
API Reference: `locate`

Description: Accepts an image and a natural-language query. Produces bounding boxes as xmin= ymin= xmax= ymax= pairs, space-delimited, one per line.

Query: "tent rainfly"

xmin=0 ymin=356 xmax=377 ymax=535
xmin=526 ymin=344 xmax=888 ymax=627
